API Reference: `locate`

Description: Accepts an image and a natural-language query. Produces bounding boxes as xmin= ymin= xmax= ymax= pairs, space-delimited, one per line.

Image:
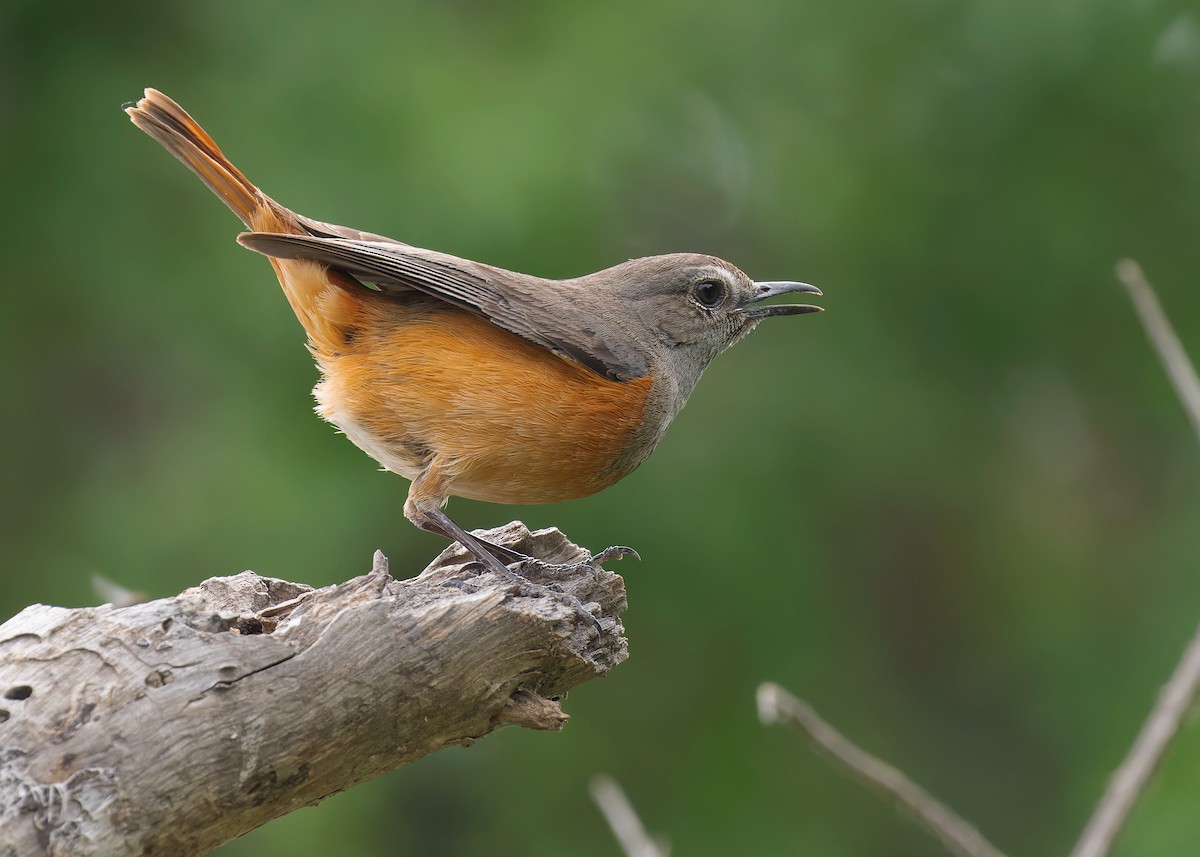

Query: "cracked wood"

xmin=0 ymin=523 xmax=628 ymax=856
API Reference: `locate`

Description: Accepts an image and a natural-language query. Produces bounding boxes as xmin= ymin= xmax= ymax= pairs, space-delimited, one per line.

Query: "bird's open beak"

xmin=743 ymin=281 xmax=824 ymax=319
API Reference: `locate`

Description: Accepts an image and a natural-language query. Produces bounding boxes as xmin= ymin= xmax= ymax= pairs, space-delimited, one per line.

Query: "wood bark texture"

xmin=0 ymin=523 xmax=629 ymax=856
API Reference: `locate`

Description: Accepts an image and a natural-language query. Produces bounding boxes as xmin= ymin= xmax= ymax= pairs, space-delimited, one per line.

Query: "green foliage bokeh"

xmin=4 ymin=1 xmax=1200 ymax=854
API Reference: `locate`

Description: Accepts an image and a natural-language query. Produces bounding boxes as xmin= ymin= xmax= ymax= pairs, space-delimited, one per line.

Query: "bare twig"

xmin=90 ymin=573 xmax=146 ymax=607
xmin=756 ymin=683 xmax=1007 ymax=857
xmin=590 ymin=775 xmax=669 ymax=857
xmin=1115 ymin=258 xmax=1200 ymax=442
xmin=1066 ymin=261 xmax=1200 ymax=857
xmin=752 ymin=262 xmax=1200 ymax=857
xmin=1069 ymin=620 xmax=1200 ymax=857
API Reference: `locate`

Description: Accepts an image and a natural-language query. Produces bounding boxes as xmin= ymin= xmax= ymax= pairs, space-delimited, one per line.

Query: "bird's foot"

xmin=514 ymin=545 xmax=640 ymax=581
xmin=421 ymin=508 xmax=631 ymax=633
xmin=485 ymin=545 xmax=638 ymax=633
xmin=440 ymin=557 xmax=603 ymax=632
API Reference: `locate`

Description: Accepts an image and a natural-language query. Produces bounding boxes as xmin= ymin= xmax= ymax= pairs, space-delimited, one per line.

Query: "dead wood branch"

xmin=0 ymin=523 xmax=628 ymax=857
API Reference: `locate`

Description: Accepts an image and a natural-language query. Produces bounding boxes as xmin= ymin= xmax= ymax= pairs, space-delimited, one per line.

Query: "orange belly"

xmin=309 ymin=286 xmax=654 ymax=505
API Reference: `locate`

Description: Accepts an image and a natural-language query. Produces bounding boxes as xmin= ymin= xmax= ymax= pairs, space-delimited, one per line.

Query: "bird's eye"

xmin=692 ymin=279 xmax=727 ymax=309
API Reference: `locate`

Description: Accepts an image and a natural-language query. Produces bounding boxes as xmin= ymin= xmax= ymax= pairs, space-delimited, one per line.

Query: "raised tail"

xmin=126 ymin=88 xmax=371 ymax=352
xmin=125 ymin=88 xmax=290 ymax=231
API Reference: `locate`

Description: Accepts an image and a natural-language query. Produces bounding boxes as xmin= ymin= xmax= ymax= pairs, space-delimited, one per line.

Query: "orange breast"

xmin=309 ymin=289 xmax=654 ymax=505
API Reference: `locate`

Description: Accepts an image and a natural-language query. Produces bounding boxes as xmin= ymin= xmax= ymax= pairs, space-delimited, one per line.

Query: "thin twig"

xmin=589 ymin=775 xmax=669 ymax=857
xmin=91 ymin=574 xmax=146 ymax=608
xmin=757 ymin=683 xmax=1007 ymax=857
xmin=1067 ymin=261 xmax=1200 ymax=857
xmin=1069 ymin=620 xmax=1200 ymax=857
xmin=1116 ymin=258 xmax=1200 ymax=442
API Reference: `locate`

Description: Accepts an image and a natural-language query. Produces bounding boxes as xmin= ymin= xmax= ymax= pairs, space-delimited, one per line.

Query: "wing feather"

xmin=237 ymin=232 xmax=646 ymax=381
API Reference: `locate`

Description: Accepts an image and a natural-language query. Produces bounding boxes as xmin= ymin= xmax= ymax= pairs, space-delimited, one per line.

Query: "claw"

xmin=589 ymin=545 xmax=641 ymax=565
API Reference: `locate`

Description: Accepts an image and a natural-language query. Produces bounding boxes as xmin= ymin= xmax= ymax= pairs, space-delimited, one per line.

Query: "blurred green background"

xmin=4 ymin=0 xmax=1200 ymax=854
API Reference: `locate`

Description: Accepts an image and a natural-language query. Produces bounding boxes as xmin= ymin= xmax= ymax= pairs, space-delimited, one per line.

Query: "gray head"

xmin=576 ymin=253 xmax=821 ymax=404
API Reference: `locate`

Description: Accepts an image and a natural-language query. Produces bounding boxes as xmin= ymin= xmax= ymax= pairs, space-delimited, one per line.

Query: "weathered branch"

xmin=0 ymin=523 xmax=628 ymax=857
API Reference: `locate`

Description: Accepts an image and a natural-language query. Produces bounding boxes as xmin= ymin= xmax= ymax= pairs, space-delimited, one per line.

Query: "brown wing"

xmin=236 ymin=232 xmax=648 ymax=382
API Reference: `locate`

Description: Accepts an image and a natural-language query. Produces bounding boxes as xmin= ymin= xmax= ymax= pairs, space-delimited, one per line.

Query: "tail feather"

xmin=126 ymin=88 xmax=368 ymax=352
xmin=125 ymin=88 xmax=280 ymax=229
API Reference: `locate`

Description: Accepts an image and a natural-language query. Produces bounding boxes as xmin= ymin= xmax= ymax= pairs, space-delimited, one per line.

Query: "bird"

xmin=125 ymin=88 xmax=822 ymax=589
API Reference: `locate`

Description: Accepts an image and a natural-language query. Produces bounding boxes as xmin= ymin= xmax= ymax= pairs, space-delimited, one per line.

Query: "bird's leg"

xmin=406 ymin=457 xmax=635 ymax=571
xmin=418 ymin=506 xmax=523 ymax=578
xmin=413 ymin=513 xmax=530 ymax=566
xmin=404 ymin=459 xmax=514 ymax=575
xmin=425 ymin=517 xmax=636 ymax=573
xmin=405 ymin=460 xmax=617 ymax=630
xmin=418 ymin=507 xmax=611 ymax=633
xmin=411 ymin=508 xmax=635 ymax=570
